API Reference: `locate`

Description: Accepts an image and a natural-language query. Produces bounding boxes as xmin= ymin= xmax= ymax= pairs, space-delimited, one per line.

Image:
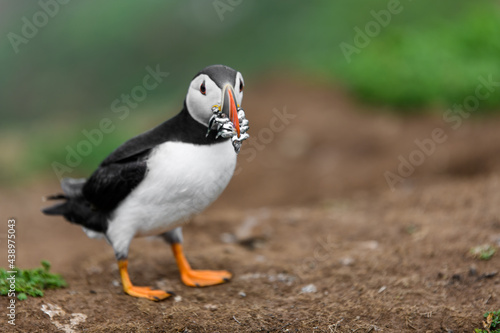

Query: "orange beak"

xmin=221 ymin=85 xmax=240 ymax=138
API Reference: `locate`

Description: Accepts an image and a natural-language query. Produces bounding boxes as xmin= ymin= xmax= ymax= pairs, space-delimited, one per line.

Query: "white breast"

xmin=106 ymin=140 xmax=237 ymax=244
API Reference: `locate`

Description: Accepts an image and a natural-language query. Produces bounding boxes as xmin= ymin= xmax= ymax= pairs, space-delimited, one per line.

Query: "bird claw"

xmin=207 ymin=106 xmax=250 ymax=154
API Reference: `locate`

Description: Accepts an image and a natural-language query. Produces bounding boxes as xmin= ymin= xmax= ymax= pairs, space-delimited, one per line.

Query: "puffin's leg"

xmin=163 ymin=227 xmax=232 ymax=287
xmin=110 ymin=233 xmax=172 ymax=301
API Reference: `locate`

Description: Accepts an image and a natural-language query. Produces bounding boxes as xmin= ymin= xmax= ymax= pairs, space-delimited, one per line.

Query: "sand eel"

xmin=42 ymin=64 xmax=250 ymax=301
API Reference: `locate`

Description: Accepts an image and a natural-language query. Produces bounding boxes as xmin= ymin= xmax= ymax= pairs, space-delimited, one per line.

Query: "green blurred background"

xmin=1 ymin=0 xmax=499 ymax=185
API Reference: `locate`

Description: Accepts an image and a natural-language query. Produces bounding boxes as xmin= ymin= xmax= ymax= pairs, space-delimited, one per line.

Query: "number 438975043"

xmin=7 ymin=218 xmax=15 ymax=268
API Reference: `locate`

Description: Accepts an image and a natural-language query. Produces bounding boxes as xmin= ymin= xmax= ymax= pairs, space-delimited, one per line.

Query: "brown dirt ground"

xmin=1 ymin=76 xmax=500 ymax=332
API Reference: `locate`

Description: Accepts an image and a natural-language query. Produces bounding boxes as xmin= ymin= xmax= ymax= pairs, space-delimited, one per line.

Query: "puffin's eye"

xmin=239 ymin=81 xmax=244 ymax=93
xmin=200 ymin=82 xmax=206 ymax=95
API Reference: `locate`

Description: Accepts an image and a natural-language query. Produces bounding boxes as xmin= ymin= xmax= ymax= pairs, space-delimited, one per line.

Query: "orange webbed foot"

xmin=171 ymin=243 xmax=232 ymax=287
xmin=118 ymin=259 xmax=172 ymax=301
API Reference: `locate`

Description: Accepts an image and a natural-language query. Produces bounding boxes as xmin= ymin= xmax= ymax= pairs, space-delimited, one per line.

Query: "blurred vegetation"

xmin=336 ymin=5 xmax=500 ymax=109
xmin=1 ymin=0 xmax=499 ymax=184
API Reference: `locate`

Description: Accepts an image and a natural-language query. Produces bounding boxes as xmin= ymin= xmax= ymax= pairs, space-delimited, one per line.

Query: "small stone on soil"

xmin=204 ymin=304 xmax=218 ymax=311
xmin=301 ymin=284 xmax=317 ymax=293
xmin=340 ymin=257 xmax=354 ymax=266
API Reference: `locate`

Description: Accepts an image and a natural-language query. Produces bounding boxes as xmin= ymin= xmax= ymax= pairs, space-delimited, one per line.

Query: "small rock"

xmin=204 ymin=304 xmax=218 ymax=311
xmin=112 ymin=280 xmax=120 ymax=287
xmin=301 ymin=284 xmax=317 ymax=293
xmin=238 ymin=291 xmax=246 ymax=297
xmin=268 ymin=273 xmax=296 ymax=285
xmin=378 ymin=286 xmax=387 ymax=293
xmin=174 ymin=295 xmax=182 ymax=302
xmin=41 ymin=303 xmax=87 ymax=331
xmin=340 ymin=257 xmax=354 ymax=266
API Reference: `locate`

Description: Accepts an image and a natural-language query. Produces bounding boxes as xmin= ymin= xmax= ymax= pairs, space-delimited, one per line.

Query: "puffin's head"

xmin=186 ymin=64 xmax=244 ymax=136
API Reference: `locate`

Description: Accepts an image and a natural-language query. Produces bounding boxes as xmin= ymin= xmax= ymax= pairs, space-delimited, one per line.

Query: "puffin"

xmin=42 ymin=64 xmax=250 ymax=301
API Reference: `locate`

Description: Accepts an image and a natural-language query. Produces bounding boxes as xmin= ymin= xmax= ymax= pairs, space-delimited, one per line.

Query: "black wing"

xmin=82 ymin=160 xmax=148 ymax=211
xmin=82 ymin=116 xmax=174 ymax=211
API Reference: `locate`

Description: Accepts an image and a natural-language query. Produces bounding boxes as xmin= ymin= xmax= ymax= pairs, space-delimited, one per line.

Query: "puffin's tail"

xmin=42 ymin=195 xmax=70 ymax=215
xmin=42 ymin=178 xmax=86 ymax=214
xmin=42 ymin=178 xmax=107 ymax=232
xmin=42 ymin=177 xmax=85 ymax=215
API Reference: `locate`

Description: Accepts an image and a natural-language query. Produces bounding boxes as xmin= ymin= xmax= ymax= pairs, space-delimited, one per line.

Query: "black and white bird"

xmin=42 ymin=64 xmax=249 ymax=301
